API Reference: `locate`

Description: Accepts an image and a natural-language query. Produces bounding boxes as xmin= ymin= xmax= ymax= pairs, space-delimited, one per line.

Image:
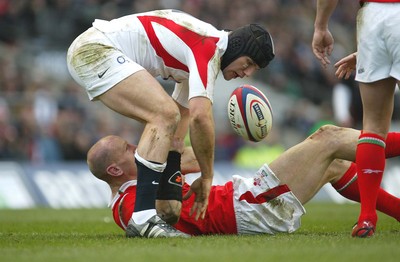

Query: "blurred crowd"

xmin=0 ymin=0 xmax=374 ymax=164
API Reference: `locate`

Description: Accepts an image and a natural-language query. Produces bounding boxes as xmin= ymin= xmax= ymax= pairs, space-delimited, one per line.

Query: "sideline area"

xmin=1 ymin=159 xmax=400 ymax=209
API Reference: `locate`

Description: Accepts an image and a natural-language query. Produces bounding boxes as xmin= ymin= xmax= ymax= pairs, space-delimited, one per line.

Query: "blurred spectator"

xmin=0 ymin=0 xmax=375 ymax=162
xmin=332 ymin=77 xmax=362 ymax=129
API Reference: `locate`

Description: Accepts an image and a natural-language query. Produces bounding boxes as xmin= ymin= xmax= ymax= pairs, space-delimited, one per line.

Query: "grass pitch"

xmin=1 ymin=203 xmax=399 ymax=262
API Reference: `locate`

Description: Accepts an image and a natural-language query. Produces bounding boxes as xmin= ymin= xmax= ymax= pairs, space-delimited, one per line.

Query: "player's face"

xmin=115 ymin=138 xmax=138 ymax=179
xmin=222 ymin=56 xmax=260 ymax=80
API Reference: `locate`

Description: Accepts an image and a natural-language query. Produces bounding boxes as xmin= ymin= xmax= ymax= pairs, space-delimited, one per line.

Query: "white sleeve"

xmin=172 ymin=80 xmax=190 ymax=108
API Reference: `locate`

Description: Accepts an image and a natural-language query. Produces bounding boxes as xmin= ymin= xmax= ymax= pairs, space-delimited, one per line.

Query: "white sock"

xmin=131 ymin=209 xmax=157 ymax=224
xmin=134 ymin=151 xmax=166 ymax=172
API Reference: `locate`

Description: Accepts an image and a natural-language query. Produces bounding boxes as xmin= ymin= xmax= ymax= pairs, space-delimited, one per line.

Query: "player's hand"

xmin=334 ymin=52 xmax=357 ymax=79
xmin=312 ymin=29 xmax=334 ymax=68
xmin=182 ymin=177 xmax=212 ymax=220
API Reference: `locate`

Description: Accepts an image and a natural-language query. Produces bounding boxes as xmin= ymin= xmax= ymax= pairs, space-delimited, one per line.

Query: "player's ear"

xmin=106 ymin=164 xmax=123 ymax=177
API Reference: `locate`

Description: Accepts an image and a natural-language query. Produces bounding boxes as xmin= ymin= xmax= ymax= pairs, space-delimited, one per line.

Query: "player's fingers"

xmin=189 ymin=203 xmax=196 ymax=217
xmin=326 ymin=45 xmax=334 ymax=56
xmin=194 ymin=209 xmax=201 ymax=221
xmin=335 ymin=70 xmax=342 ymax=79
xmin=312 ymin=47 xmax=324 ymax=60
xmin=200 ymin=207 xmax=207 ymax=220
xmin=192 ymin=203 xmax=201 ymax=220
xmin=345 ymin=70 xmax=352 ymax=80
xmin=335 ymin=67 xmax=344 ymax=78
xmin=335 ymin=64 xmax=347 ymax=78
xmin=322 ymin=57 xmax=330 ymax=67
xmin=313 ymin=49 xmax=329 ymax=68
xmin=195 ymin=204 xmax=207 ymax=220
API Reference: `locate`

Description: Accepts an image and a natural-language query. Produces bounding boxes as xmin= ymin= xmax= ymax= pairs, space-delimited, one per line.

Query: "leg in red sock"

xmin=332 ymin=163 xmax=400 ymax=222
xmin=351 ymin=133 xmax=386 ymax=238
xmin=385 ymin=132 xmax=400 ymax=158
xmin=356 ymin=133 xmax=386 ymax=227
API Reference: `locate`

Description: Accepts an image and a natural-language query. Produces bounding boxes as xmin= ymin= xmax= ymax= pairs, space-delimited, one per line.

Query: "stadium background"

xmin=1 ymin=0 xmax=400 ymax=209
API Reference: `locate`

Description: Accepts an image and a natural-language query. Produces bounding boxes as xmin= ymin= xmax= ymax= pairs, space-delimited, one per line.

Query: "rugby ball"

xmin=227 ymin=85 xmax=273 ymax=142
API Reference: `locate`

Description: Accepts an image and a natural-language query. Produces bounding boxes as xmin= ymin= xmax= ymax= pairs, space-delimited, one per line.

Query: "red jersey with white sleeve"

xmin=110 ymin=180 xmax=237 ymax=235
xmin=92 ymin=9 xmax=228 ymax=107
xmin=110 ymin=164 xmax=306 ymax=236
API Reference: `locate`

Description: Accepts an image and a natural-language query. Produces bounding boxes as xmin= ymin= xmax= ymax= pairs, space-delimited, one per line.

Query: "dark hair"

xmin=221 ymin=24 xmax=275 ymax=70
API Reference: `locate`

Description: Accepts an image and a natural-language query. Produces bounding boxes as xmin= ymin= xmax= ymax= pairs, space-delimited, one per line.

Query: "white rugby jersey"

xmin=92 ymin=9 xmax=229 ymax=106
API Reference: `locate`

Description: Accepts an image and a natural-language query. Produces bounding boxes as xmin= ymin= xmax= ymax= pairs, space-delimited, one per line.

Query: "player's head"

xmin=87 ymin=135 xmax=137 ymax=184
xmin=221 ymin=24 xmax=275 ymax=71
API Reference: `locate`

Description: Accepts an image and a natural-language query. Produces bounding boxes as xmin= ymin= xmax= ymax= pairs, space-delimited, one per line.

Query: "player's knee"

xmin=307 ymin=124 xmax=348 ymax=152
xmin=150 ymin=102 xmax=181 ymax=135
xmin=309 ymin=124 xmax=359 ymax=161
xmin=159 ymin=103 xmax=181 ymax=129
xmin=308 ymin=124 xmax=342 ymax=142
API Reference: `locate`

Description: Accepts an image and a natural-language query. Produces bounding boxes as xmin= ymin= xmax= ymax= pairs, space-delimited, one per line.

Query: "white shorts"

xmin=356 ymin=3 xmax=400 ymax=83
xmin=66 ymin=27 xmax=144 ymax=100
xmin=233 ymin=164 xmax=306 ymax=235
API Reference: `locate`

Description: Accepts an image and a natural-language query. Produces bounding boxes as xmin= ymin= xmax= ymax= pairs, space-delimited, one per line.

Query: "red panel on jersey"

xmin=137 ymin=15 xmax=220 ymax=89
xmin=112 ymin=186 xmax=137 ymax=230
xmin=238 ymin=184 xmax=290 ymax=204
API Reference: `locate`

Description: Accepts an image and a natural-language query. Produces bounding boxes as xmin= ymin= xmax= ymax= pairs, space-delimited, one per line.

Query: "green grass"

xmin=0 ymin=203 xmax=399 ymax=262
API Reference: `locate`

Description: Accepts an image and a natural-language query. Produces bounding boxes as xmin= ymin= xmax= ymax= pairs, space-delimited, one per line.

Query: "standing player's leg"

xmin=354 ymin=79 xmax=395 ymax=237
xmin=156 ymin=103 xmax=189 ymax=224
xmin=67 ymin=34 xmax=187 ymax=237
xmin=98 ymin=70 xmax=189 ymax=238
xmin=329 ymin=160 xmax=400 ymax=222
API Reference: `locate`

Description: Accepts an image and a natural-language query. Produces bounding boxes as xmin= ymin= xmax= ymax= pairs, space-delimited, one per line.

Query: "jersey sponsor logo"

xmin=362 ymin=169 xmax=383 ymax=174
xmin=253 ymin=177 xmax=262 ymax=186
xmin=117 ymin=56 xmax=126 ymax=64
xmin=98 ymin=68 xmax=110 ymax=78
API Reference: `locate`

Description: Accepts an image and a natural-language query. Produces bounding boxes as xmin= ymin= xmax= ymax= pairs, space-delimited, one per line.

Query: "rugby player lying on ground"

xmin=87 ymin=125 xmax=400 ymax=237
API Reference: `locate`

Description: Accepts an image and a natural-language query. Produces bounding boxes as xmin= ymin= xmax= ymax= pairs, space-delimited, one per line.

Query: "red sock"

xmin=332 ymin=163 xmax=360 ymax=202
xmin=355 ymin=133 xmax=386 ymax=225
xmin=385 ymin=132 xmax=400 ymax=158
xmin=332 ymin=163 xmax=400 ymax=221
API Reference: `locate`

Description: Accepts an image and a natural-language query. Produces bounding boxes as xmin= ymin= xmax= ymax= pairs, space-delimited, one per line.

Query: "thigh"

xmin=269 ymin=140 xmax=333 ymax=204
xmin=98 ymin=70 xmax=176 ymax=123
xmin=67 ymin=28 xmax=143 ymax=101
xmin=269 ymin=126 xmax=360 ymax=203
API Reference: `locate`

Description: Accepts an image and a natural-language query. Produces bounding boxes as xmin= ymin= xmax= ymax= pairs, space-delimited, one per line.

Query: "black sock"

xmin=157 ymin=151 xmax=183 ymax=201
xmin=134 ymin=158 xmax=162 ymax=212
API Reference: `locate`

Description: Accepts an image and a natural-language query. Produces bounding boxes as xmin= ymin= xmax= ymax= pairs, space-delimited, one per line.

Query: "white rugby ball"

xmin=227 ymin=85 xmax=273 ymax=142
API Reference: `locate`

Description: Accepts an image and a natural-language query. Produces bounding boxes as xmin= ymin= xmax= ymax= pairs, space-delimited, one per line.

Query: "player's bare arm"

xmin=312 ymin=0 xmax=339 ymax=67
xmin=181 ymin=147 xmax=200 ymax=174
xmin=184 ymin=96 xmax=214 ymax=220
xmin=171 ymin=102 xmax=190 ymax=154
